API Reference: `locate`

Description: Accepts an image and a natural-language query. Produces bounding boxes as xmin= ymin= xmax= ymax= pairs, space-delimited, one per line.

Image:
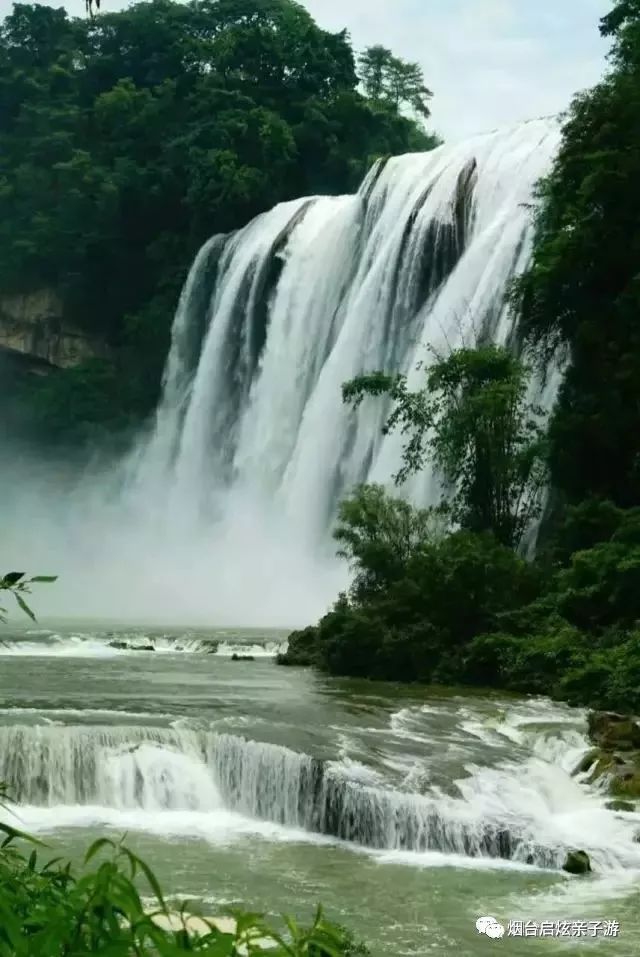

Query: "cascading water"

xmin=2 ymin=712 xmax=639 ymax=873
xmin=133 ymin=118 xmax=561 ymax=543
xmin=3 ymin=118 xmax=639 ymax=954
xmin=4 ymin=119 xmax=561 ymax=624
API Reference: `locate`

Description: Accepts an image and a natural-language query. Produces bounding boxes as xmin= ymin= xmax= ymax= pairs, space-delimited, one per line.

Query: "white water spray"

xmin=2 ymin=709 xmax=639 ymax=873
xmin=3 ymin=119 xmax=561 ymax=625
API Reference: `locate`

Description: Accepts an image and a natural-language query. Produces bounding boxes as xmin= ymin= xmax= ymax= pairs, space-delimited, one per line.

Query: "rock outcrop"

xmin=0 ymin=289 xmax=108 ymax=370
xmin=107 ymin=640 xmax=155 ymax=652
xmin=579 ymin=711 xmax=640 ymax=801
xmin=562 ymin=850 xmax=592 ymax=875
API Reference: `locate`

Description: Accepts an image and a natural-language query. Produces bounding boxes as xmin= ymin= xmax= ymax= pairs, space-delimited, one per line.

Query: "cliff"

xmin=0 ymin=290 xmax=108 ymax=372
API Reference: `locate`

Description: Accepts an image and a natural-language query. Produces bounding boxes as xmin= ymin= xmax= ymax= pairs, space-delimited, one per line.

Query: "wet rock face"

xmin=588 ymin=712 xmax=640 ymax=751
xmin=107 ymin=640 xmax=155 ymax=652
xmin=584 ymin=711 xmax=640 ymax=799
xmin=606 ymin=799 xmax=636 ymax=813
xmin=0 ymin=289 xmax=109 ymax=369
xmin=562 ymin=850 xmax=592 ymax=875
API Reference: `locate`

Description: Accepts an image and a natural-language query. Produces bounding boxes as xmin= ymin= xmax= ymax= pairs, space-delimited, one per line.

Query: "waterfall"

xmin=4 ymin=119 xmax=563 ymax=625
xmin=132 ymin=118 xmax=561 ymax=545
xmin=3 ymin=722 xmax=639 ymax=871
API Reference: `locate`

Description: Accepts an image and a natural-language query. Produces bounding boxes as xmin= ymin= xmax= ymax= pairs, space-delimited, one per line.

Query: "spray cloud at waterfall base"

xmin=2 ymin=119 xmax=561 ymax=626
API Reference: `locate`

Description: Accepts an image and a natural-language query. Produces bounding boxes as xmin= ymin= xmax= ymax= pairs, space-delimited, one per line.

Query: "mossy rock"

xmin=588 ymin=711 xmax=640 ymax=750
xmin=605 ymin=799 xmax=636 ymax=812
xmin=585 ymin=751 xmax=618 ymax=784
xmin=573 ymin=749 xmax=600 ymax=775
xmin=610 ymin=770 xmax=640 ymax=799
xmin=562 ymin=850 xmax=592 ymax=875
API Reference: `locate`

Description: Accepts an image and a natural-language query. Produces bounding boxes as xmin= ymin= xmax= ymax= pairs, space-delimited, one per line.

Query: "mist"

xmin=0 ymin=438 xmax=346 ymax=628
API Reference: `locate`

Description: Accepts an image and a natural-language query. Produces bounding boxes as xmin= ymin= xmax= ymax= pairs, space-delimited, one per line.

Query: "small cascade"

xmin=2 ymin=723 xmax=638 ymax=872
xmin=0 ymin=633 xmax=283 ymax=657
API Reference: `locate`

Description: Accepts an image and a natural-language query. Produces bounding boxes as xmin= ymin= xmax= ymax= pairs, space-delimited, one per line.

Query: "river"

xmin=0 ymin=623 xmax=638 ymax=955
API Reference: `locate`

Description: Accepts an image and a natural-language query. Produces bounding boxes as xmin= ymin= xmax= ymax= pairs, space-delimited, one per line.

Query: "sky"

xmin=301 ymin=0 xmax=614 ymax=139
xmin=0 ymin=0 xmax=615 ymax=140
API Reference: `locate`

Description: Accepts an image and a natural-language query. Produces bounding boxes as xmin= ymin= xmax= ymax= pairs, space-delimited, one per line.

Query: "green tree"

xmin=0 ymin=0 xmax=437 ymax=444
xmin=358 ymin=45 xmax=389 ymax=100
xmin=309 ymin=524 xmax=537 ymax=682
xmin=384 ymin=56 xmax=432 ymax=119
xmin=343 ymin=345 xmax=547 ymax=549
xmin=514 ymin=0 xmax=640 ymax=508
xmin=358 ymin=45 xmax=432 ymax=119
xmin=334 ymin=483 xmax=439 ymax=600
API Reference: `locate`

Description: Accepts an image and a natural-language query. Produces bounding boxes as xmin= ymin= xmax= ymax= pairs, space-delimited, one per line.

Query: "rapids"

xmin=0 ymin=628 xmax=638 ymax=955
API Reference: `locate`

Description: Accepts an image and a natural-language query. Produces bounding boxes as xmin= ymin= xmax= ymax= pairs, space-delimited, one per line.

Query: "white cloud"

xmin=0 ymin=0 xmax=613 ymax=140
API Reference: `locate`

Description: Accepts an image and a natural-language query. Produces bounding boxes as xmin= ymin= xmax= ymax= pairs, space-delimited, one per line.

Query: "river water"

xmin=1 ymin=623 xmax=639 ymax=955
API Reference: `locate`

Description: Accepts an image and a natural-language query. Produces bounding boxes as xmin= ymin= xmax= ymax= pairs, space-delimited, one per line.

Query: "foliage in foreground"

xmin=0 ymin=821 xmax=368 ymax=957
xmin=0 ymin=571 xmax=56 ymax=623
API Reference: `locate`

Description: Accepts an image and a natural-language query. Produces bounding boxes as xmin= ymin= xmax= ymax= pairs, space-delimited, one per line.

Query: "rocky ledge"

xmin=0 ymin=289 xmax=109 ymax=370
xmin=574 ymin=711 xmax=640 ymax=802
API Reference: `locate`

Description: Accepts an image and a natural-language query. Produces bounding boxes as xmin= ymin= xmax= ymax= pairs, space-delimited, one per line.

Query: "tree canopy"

xmin=0 ymin=0 xmax=438 ymax=441
xmin=358 ymin=45 xmax=432 ymax=119
xmin=514 ymin=0 xmax=640 ymax=508
xmin=343 ymin=345 xmax=547 ymax=549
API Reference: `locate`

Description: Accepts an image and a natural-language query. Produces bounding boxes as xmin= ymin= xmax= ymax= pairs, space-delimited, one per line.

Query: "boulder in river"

xmin=572 ymin=749 xmax=600 ymax=775
xmin=584 ymin=711 xmax=640 ymax=798
xmin=605 ymin=799 xmax=636 ymax=813
xmin=609 ymin=765 xmax=640 ymax=799
xmin=231 ymin=653 xmax=255 ymax=661
xmin=562 ymin=850 xmax=592 ymax=875
xmin=588 ymin=711 xmax=640 ymax=750
xmin=107 ymin=640 xmax=155 ymax=652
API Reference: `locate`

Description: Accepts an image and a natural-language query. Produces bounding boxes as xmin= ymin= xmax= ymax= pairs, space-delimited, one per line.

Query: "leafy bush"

xmin=281 ymin=485 xmax=540 ymax=683
xmin=0 ymin=821 xmax=368 ymax=957
xmin=343 ymin=346 xmax=547 ymax=548
xmin=0 ymin=571 xmax=56 ymax=623
xmin=513 ymin=1 xmax=640 ymax=508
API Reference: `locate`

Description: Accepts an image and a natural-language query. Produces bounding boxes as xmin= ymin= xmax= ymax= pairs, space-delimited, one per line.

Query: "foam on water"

xmin=0 ymin=632 xmax=282 ymax=658
xmin=0 ymin=635 xmax=121 ymax=658
xmin=2 ymin=704 xmax=639 ymax=877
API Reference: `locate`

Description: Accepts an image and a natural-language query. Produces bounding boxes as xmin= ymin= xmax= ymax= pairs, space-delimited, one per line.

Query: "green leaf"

xmin=84 ymin=836 xmax=116 ymax=864
xmin=14 ymin=593 xmax=36 ymax=621
xmin=0 ymin=822 xmax=43 ymax=848
xmin=30 ymin=575 xmax=58 ymax=583
xmin=130 ymin=852 xmax=167 ymax=911
xmin=2 ymin=572 xmax=24 ymax=585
